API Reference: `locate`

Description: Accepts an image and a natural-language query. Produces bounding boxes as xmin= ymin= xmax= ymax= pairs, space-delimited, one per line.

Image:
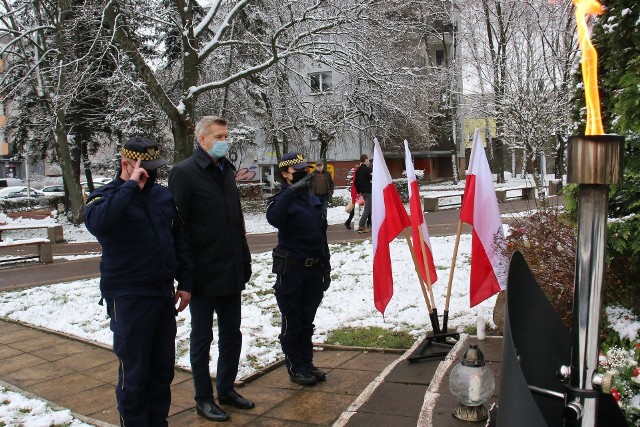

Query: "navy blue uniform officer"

xmin=84 ymin=138 xmax=192 ymax=427
xmin=266 ymin=152 xmax=331 ymax=386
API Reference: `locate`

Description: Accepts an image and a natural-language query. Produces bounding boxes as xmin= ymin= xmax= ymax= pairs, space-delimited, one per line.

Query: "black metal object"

xmin=407 ymin=327 xmax=459 ymax=362
xmin=495 ymin=252 xmax=628 ymax=426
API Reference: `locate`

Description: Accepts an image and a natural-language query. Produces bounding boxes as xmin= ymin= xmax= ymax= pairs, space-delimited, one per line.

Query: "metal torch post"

xmin=564 ymin=135 xmax=624 ymax=426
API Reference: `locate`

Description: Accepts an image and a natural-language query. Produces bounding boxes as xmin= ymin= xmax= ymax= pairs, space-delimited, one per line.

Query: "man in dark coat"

xmin=354 ymin=154 xmax=372 ymax=233
xmin=85 ymin=137 xmax=192 ymax=426
xmin=168 ymin=116 xmax=254 ymax=422
xmin=308 ymin=160 xmax=335 ymax=217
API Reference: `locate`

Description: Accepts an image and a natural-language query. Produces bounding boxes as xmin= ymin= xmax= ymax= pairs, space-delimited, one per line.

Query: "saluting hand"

xmin=128 ymin=159 xmax=149 ymax=190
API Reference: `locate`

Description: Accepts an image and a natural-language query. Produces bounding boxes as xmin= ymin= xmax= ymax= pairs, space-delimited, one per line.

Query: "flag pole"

xmin=443 ymin=220 xmax=463 ymax=333
xmin=417 ymin=227 xmax=440 ymax=333
xmin=401 ymin=229 xmax=439 ymax=333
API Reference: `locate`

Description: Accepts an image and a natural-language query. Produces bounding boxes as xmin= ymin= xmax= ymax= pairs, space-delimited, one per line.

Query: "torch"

xmin=558 ymin=1 xmax=625 ymax=425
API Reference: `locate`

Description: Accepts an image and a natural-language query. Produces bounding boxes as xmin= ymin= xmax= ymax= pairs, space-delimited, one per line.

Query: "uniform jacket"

xmin=84 ymin=178 xmax=193 ymax=298
xmin=308 ymin=170 xmax=335 ymax=201
xmin=168 ymin=147 xmax=251 ymax=297
xmin=266 ymin=184 xmax=330 ymax=266
xmin=355 ymin=163 xmax=372 ymax=194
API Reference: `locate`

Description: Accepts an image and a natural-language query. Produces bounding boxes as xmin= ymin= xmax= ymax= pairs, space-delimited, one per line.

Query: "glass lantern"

xmin=449 ymin=344 xmax=495 ymax=422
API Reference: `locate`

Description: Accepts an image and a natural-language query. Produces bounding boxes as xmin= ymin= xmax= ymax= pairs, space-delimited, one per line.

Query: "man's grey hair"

xmin=195 ymin=116 xmax=227 ymax=139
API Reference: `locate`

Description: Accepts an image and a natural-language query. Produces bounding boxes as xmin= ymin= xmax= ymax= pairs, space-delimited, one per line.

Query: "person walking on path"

xmin=266 ymin=152 xmax=332 ymax=386
xmin=308 ymin=160 xmax=334 ymax=217
xmin=84 ymin=138 xmax=193 ymax=427
xmin=355 ymin=154 xmax=372 ymax=233
xmin=344 ymin=165 xmax=358 ymax=229
xmin=169 ymin=116 xmax=254 ymax=422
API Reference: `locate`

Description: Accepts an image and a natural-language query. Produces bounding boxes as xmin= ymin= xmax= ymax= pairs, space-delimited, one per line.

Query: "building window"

xmin=436 ymin=50 xmax=445 ymax=66
xmin=309 ymin=72 xmax=332 ymax=93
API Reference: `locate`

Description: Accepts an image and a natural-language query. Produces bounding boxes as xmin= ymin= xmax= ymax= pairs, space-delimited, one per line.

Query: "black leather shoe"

xmin=218 ymin=390 xmax=255 ymax=410
xmin=344 ymin=222 xmax=351 ymax=229
xmin=308 ymin=366 xmax=327 ymax=381
xmin=195 ymin=401 xmax=229 ymax=422
xmin=289 ymin=371 xmax=318 ymax=386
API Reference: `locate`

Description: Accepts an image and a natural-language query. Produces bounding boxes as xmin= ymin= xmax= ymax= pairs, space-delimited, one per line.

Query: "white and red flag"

xmin=459 ymin=129 xmax=508 ymax=307
xmin=372 ymin=138 xmax=411 ymax=315
xmin=403 ymin=140 xmax=438 ymax=286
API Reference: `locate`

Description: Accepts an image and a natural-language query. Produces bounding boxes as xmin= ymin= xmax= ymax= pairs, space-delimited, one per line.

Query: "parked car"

xmin=0 ymin=186 xmax=44 ymax=199
xmin=41 ymin=185 xmax=66 ymax=196
xmin=0 ymin=178 xmax=23 ymax=188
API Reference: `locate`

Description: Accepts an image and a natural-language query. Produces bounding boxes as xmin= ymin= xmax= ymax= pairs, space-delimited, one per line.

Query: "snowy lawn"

xmin=0 ymin=234 xmax=488 ymax=379
xmin=0 ymin=386 xmax=92 ymax=427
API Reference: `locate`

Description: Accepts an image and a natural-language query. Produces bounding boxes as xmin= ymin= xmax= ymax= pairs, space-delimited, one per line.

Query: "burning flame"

xmin=573 ymin=0 xmax=605 ymax=135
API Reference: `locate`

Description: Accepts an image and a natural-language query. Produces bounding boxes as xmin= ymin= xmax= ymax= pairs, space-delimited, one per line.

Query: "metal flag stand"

xmin=407 ymin=221 xmax=464 ymax=362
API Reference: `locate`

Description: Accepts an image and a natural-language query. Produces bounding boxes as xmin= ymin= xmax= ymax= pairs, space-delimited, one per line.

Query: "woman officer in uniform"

xmin=266 ymin=152 xmax=331 ymax=386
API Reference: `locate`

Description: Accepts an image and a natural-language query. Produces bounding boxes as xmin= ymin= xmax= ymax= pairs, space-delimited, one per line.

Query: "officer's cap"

xmin=121 ymin=138 xmax=168 ymax=170
xmin=278 ymin=152 xmax=309 ymax=170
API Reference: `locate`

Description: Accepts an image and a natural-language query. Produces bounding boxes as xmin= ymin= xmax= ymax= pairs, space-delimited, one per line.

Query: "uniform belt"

xmin=291 ymin=257 xmax=322 ymax=267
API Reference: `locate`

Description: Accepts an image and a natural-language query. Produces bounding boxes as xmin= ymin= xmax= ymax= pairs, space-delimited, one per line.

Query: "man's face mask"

xmin=291 ymin=170 xmax=308 ymax=184
xmin=207 ymin=141 xmax=229 ymax=159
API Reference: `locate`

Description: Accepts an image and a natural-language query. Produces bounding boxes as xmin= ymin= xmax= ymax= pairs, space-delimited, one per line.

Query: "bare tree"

xmin=459 ymin=0 xmax=576 ymax=184
xmin=0 ymin=0 xmax=97 ymax=223
xmin=99 ymin=0 xmax=377 ymax=163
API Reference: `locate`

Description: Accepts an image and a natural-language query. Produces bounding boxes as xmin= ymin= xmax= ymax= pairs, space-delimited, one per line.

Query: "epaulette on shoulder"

xmin=86 ymin=195 xmax=104 ymax=206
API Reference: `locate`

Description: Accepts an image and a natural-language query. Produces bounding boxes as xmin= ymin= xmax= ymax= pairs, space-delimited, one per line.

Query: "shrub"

xmin=606 ymin=214 xmax=640 ymax=314
xmin=599 ymin=307 xmax=640 ymax=426
xmin=0 ymin=195 xmax=65 ymax=213
xmin=392 ymin=177 xmax=408 ymax=203
xmin=503 ymin=208 xmax=576 ymax=329
xmin=237 ymin=183 xmax=262 ymax=198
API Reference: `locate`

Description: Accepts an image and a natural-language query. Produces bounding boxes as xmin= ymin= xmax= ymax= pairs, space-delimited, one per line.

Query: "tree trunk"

xmin=494 ymin=137 xmax=505 ymax=183
xmin=555 ymin=134 xmax=566 ymax=179
xmin=104 ymin=1 xmax=188 ymax=163
xmin=55 ymin=0 xmax=84 ymax=224
xmin=171 ymin=117 xmax=194 ymax=162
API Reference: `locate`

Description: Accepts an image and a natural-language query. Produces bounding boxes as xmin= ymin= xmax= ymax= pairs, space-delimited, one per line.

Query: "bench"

xmin=0 ymin=224 xmax=64 ymax=243
xmin=423 ymin=185 xmax=537 ymax=212
xmin=423 ymin=192 xmax=465 ymax=212
xmin=494 ymin=186 xmax=536 ymax=203
xmin=0 ymin=238 xmax=54 ymax=263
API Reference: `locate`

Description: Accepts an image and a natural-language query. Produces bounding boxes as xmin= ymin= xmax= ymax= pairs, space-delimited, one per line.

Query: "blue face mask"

xmin=207 ymin=141 xmax=229 ymax=159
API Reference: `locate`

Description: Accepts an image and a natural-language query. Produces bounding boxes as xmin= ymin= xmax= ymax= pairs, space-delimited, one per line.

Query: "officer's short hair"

xmin=195 ymin=116 xmax=227 ymax=139
xmin=360 ymin=154 xmax=369 ymax=163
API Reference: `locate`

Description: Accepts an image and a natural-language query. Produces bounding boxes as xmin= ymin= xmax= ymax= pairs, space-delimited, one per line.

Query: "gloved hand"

xmin=290 ymin=173 xmax=313 ymax=191
xmin=323 ymin=270 xmax=331 ymax=290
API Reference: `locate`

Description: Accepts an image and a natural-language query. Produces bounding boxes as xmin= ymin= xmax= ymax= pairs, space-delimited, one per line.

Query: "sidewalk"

xmin=0 ymin=318 xmax=410 ymax=426
xmin=0 ymin=317 xmax=501 ymax=426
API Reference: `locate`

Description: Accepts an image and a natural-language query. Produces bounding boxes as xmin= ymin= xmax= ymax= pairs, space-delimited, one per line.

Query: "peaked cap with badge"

xmin=278 ymin=152 xmax=310 ymax=170
xmin=121 ymin=137 xmax=168 ymax=170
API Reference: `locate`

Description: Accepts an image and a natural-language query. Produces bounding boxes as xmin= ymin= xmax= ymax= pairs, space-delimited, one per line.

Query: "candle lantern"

xmin=449 ymin=344 xmax=495 ymax=422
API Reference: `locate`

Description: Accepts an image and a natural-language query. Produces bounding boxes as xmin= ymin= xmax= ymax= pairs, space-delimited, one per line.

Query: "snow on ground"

xmin=0 ymin=386 xmax=92 ymax=427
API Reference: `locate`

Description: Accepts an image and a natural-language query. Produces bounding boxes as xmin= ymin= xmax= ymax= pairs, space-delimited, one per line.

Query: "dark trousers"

xmin=315 ymin=194 xmax=329 ymax=217
xmin=106 ymin=296 xmax=176 ymax=427
xmin=358 ymin=193 xmax=372 ymax=228
xmin=345 ymin=208 xmax=355 ymax=226
xmin=189 ymin=292 xmax=242 ymax=402
xmin=274 ymin=265 xmax=325 ymax=375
